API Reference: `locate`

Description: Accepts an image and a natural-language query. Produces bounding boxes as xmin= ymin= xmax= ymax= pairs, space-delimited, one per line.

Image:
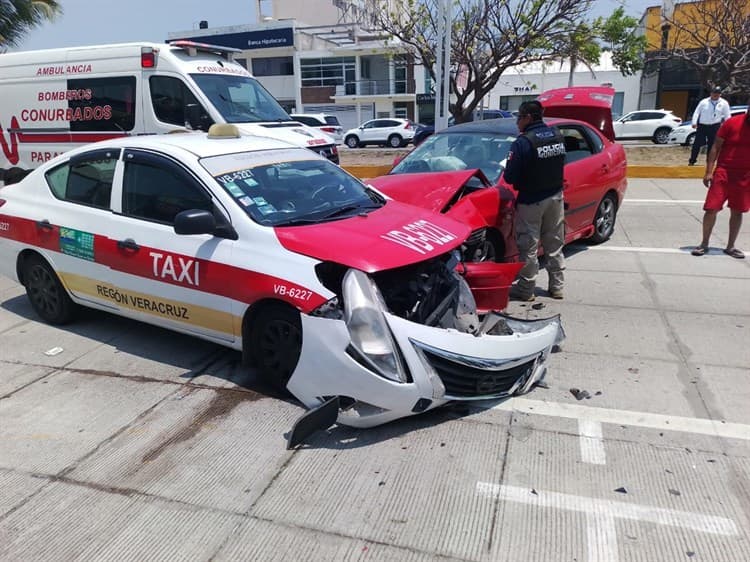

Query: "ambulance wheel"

xmin=22 ymin=254 xmax=77 ymax=325
xmin=249 ymin=303 xmax=302 ymax=390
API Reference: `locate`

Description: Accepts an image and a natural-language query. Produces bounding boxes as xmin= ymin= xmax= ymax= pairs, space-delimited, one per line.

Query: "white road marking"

xmin=477 ymin=484 xmax=738 ymax=562
xmin=577 ymin=245 xmax=687 ymax=254
xmin=491 ymin=398 xmax=750 ymax=441
xmin=578 ymin=419 xmax=606 ymax=465
xmin=586 ymin=512 xmax=618 ymax=562
xmin=625 ymin=199 xmax=704 ymax=204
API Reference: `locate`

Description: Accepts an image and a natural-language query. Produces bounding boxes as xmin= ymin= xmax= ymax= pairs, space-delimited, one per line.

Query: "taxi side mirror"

xmin=174 ymin=209 xmax=216 ymax=235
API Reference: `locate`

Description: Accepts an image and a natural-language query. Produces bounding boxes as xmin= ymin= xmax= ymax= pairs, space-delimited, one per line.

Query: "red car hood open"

xmin=538 ymin=86 xmax=616 ymax=142
xmin=274 ymin=200 xmax=470 ymax=272
xmin=368 ymin=170 xmax=485 ymax=213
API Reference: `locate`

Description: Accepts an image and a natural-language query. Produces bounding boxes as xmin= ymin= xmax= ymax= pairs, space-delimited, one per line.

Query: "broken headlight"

xmin=343 ymin=269 xmax=406 ymax=383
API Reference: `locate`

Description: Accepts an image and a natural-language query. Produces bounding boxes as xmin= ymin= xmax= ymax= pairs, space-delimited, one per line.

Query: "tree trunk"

xmin=567 ymin=56 xmax=577 ymax=87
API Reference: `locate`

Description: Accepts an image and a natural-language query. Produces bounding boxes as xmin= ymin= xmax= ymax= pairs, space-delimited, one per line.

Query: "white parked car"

xmin=289 ymin=113 xmax=344 ymax=145
xmin=613 ymin=109 xmax=682 ymax=144
xmin=668 ymin=106 xmax=749 ymax=146
xmin=344 ymin=118 xmax=415 ymax=148
xmin=0 ymin=124 xmax=562 ymax=436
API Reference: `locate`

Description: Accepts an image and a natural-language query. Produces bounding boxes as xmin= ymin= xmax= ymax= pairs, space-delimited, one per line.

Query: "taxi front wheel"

xmin=22 ymin=254 xmax=78 ymax=325
xmin=248 ymin=303 xmax=302 ymax=391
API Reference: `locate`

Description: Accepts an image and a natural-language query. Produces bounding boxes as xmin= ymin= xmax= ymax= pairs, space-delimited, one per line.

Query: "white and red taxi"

xmin=0 ymin=126 xmax=563 ymax=432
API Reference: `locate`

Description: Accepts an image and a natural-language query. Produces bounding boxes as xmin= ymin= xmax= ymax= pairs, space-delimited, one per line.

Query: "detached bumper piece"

xmin=287 ymin=396 xmax=340 ymax=449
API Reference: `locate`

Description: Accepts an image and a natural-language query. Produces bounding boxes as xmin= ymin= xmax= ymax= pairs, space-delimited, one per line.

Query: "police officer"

xmin=503 ymin=100 xmax=566 ymax=301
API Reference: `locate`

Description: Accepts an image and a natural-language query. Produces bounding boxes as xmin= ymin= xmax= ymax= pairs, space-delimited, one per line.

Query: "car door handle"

xmin=117 ymin=238 xmax=140 ymax=251
xmin=35 ymin=219 xmax=54 ymax=231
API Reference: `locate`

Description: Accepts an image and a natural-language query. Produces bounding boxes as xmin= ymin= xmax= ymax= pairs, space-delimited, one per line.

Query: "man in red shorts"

xmin=691 ymin=104 xmax=750 ymax=259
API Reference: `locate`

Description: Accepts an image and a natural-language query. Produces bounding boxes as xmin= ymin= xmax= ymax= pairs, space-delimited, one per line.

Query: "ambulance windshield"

xmin=191 ymin=74 xmax=291 ymax=123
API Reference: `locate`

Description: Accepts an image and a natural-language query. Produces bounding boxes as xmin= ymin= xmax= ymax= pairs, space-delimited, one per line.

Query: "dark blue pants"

xmin=689 ymin=123 xmax=721 ymax=164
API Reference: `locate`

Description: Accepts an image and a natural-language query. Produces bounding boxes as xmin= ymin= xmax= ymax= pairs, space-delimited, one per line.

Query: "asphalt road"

xmin=1 ymin=178 xmax=749 ymax=561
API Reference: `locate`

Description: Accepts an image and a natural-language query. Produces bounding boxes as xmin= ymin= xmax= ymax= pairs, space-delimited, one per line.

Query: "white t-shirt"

xmin=692 ymin=97 xmax=731 ymax=125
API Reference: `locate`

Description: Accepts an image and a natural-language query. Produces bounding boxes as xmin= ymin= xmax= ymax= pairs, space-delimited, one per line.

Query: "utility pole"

xmin=434 ymin=0 xmax=451 ymax=131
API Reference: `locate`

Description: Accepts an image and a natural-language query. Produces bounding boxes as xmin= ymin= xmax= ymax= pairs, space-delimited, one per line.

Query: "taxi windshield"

xmin=201 ymin=149 xmax=384 ymax=226
xmin=390 ymin=131 xmax=517 ymax=184
xmin=191 ymin=74 xmax=292 ymax=123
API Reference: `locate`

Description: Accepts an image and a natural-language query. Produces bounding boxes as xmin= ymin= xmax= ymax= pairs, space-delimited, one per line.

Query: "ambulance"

xmin=0 ymin=40 xmax=338 ymax=176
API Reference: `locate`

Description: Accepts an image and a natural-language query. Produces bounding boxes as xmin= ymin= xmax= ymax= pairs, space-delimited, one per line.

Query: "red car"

xmin=369 ymin=87 xmax=627 ymax=267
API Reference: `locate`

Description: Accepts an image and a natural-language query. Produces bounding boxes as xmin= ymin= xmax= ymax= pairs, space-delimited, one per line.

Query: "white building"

xmin=169 ymin=1 xmax=640 ymax=128
xmin=487 ymin=53 xmax=641 ymax=118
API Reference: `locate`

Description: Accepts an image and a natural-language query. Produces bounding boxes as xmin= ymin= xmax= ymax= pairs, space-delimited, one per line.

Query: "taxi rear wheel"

xmin=22 ymin=254 xmax=77 ymax=325
xmin=249 ymin=304 xmax=302 ymax=390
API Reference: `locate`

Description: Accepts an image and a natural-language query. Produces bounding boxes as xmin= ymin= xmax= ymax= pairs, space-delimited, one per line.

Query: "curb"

xmin=627 ymin=166 xmax=704 ymax=179
xmin=342 ymin=164 xmax=705 ymax=181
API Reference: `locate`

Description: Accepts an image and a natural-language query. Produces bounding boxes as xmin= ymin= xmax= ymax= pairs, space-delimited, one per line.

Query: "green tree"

xmin=0 ymin=0 xmax=62 ymax=50
xmin=549 ymin=21 xmax=602 ymax=87
xmin=374 ymin=0 xmax=593 ymax=123
xmin=545 ymin=7 xmax=646 ymax=87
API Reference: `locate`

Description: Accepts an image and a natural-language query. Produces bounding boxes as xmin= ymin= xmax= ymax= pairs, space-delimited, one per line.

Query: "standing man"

xmin=691 ymin=105 xmax=750 ymax=259
xmin=689 ymin=86 xmax=731 ymax=166
xmin=503 ymin=100 xmax=566 ymax=301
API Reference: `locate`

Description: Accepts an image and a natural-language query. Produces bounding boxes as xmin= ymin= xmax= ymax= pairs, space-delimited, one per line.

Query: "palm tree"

xmin=0 ymin=0 xmax=62 ymax=50
xmin=554 ymin=22 xmax=601 ymax=87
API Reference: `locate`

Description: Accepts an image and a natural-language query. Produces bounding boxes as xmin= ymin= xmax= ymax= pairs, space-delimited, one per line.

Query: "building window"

xmin=394 ymin=57 xmax=407 ymax=95
xmin=499 ymin=95 xmax=536 ymax=112
xmin=251 ymin=57 xmax=294 ymax=77
xmin=612 ymin=92 xmax=625 ymax=119
xmin=301 ymin=57 xmax=355 ymax=90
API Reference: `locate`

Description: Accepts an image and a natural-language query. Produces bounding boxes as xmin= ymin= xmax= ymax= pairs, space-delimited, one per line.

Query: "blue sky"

xmin=12 ymin=0 xmax=657 ymax=52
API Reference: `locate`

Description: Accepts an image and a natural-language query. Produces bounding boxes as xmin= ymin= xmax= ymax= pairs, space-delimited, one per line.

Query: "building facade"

xmin=488 ymin=53 xmax=641 ymax=119
xmin=639 ymin=0 xmax=750 ymax=120
xmin=169 ymin=0 xmax=642 ymax=129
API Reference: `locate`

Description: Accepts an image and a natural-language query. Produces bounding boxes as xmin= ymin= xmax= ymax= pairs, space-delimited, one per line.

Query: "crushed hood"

xmin=537 ymin=86 xmax=616 ymax=142
xmin=368 ymin=170 xmax=486 ymax=213
xmin=274 ymin=200 xmax=470 ymax=272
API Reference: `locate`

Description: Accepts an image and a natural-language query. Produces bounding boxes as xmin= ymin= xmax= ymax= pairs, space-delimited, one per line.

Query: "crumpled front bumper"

xmin=286 ymin=312 xmax=564 ymax=428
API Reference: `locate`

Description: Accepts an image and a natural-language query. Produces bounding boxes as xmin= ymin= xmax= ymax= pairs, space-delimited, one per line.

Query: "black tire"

xmin=248 ymin=303 xmax=302 ymax=391
xmin=652 ymin=127 xmax=671 ymax=144
xmin=387 ymin=134 xmax=403 ymax=148
xmin=345 ymin=135 xmax=360 ymax=149
xmin=22 ymin=254 xmax=77 ymax=324
xmin=685 ymin=132 xmax=696 ymax=146
xmin=588 ymin=193 xmax=618 ymax=245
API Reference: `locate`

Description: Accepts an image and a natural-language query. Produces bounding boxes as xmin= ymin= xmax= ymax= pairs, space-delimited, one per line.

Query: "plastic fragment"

xmin=614 ymin=487 xmax=628 ymax=494
xmin=569 ymin=388 xmax=591 ymax=400
xmin=44 ymin=347 xmax=64 ymax=356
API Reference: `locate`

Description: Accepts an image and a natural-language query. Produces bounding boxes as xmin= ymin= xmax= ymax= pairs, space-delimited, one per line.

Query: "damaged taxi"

xmin=0 ymin=125 xmax=563 ymax=431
